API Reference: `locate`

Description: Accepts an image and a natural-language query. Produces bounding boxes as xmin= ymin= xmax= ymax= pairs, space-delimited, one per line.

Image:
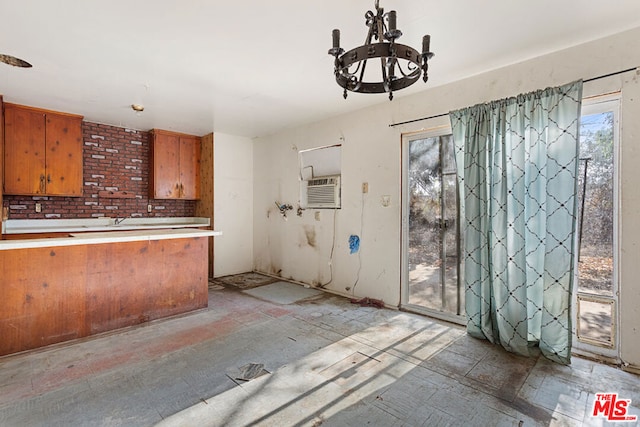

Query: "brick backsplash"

xmin=3 ymin=122 xmax=196 ymax=219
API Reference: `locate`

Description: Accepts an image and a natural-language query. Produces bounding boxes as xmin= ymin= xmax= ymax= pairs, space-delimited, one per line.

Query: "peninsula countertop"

xmin=2 ymin=217 xmax=211 ymax=234
xmin=0 ymin=217 xmax=221 ymax=250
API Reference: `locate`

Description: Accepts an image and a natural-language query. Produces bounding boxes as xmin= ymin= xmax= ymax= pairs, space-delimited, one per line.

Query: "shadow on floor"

xmin=1 ymin=272 xmax=638 ymax=426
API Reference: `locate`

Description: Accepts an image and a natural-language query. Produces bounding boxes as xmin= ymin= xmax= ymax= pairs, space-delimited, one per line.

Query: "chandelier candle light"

xmin=328 ymin=0 xmax=434 ymax=100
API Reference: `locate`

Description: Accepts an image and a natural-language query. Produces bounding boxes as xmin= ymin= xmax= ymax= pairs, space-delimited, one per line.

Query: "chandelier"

xmin=328 ymin=0 xmax=434 ymax=100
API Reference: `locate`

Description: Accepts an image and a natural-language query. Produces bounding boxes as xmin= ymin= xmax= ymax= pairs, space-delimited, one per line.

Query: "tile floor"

xmin=0 ymin=276 xmax=638 ymax=426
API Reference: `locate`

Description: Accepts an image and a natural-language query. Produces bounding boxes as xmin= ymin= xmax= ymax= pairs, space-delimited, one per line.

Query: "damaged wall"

xmin=252 ymin=27 xmax=640 ymax=369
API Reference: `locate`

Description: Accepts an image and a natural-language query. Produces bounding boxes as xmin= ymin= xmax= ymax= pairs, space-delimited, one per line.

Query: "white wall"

xmin=253 ymin=27 xmax=640 ymax=369
xmin=213 ymin=132 xmax=254 ymax=276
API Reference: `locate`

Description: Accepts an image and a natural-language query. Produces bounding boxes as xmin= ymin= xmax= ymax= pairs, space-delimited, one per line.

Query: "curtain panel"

xmin=450 ymin=80 xmax=583 ymax=364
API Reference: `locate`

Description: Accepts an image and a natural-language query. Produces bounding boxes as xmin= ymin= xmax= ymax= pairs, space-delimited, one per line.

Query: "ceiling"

xmin=1 ymin=1 xmax=640 ymax=139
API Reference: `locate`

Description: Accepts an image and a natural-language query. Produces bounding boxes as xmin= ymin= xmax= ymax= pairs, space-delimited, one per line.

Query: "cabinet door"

xmin=3 ymin=105 xmax=46 ymax=195
xmin=45 ymin=113 xmax=83 ymax=196
xmin=150 ymin=131 xmax=181 ymax=199
xmin=179 ymin=136 xmax=201 ymax=200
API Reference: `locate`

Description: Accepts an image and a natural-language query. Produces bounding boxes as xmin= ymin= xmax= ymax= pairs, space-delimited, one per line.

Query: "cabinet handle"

xmin=47 ymin=174 xmax=51 ymax=183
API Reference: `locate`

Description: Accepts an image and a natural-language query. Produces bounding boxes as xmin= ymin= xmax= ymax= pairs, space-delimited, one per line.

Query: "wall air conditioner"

xmin=304 ymin=175 xmax=341 ymax=209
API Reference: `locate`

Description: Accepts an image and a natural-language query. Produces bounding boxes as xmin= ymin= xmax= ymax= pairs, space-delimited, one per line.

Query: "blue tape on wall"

xmin=349 ymin=235 xmax=360 ymax=254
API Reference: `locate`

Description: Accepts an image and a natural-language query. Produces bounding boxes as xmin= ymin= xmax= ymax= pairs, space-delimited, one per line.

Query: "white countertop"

xmin=0 ymin=228 xmax=222 ymax=250
xmin=2 ymin=217 xmax=210 ymax=234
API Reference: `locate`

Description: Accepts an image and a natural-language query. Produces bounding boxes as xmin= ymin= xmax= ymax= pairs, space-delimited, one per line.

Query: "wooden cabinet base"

xmin=0 ymin=237 xmax=208 ymax=356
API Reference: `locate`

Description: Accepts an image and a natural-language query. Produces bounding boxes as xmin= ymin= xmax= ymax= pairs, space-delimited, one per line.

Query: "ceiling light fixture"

xmin=328 ymin=0 xmax=434 ymax=101
xmin=131 ymin=104 xmax=144 ymax=112
xmin=0 ymin=54 xmax=32 ymax=68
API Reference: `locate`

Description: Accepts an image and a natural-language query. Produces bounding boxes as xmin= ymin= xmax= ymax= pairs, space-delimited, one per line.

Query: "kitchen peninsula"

xmin=0 ymin=219 xmax=221 ymax=357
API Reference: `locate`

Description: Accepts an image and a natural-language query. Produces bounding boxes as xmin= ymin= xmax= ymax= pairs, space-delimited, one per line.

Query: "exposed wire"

xmin=318 ymin=208 xmax=338 ymax=288
xmin=351 ymin=190 xmax=365 ymax=294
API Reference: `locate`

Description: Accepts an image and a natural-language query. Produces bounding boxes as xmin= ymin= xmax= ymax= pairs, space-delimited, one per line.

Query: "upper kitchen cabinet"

xmin=149 ymin=129 xmax=201 ymax=200
xmin=3 ymin=103 xmax=83 ymax=196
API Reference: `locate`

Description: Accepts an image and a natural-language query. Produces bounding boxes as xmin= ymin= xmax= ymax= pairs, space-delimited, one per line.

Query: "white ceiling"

xmin=1 ymin=1 xmax=640 ymax=139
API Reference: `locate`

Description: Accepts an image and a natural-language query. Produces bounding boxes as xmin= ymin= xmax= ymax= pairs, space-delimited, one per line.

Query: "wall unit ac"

xmin=303 ymin=175 xmax=341 ymax=209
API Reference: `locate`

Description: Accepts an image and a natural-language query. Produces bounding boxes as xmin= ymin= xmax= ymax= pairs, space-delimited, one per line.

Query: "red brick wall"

xmin=2 ymin=122 xmax=196 ymax=219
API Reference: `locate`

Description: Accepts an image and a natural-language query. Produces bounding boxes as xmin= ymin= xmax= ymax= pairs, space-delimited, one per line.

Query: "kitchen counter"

xmin=0 ymin=222 xmax=220 ymax=356
xmin=2 ymin=216 xmax=210 ymax=234
xmin=0 ymin=217 xmax=220 ymax=250
xmin=0 ymin=228 xmax=222 ymax=250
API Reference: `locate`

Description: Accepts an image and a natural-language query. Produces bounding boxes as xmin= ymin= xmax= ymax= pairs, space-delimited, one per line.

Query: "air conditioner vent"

xmin=308 ymin=177 xmax=334 ymax=186
xmin=303 ymin=175 xmax=341 ymax=208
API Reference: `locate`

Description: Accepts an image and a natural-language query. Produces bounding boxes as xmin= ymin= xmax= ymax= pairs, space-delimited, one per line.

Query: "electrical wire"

xmin=351 ymin=190 xmax=365 ymax=294
xmin=318 ymin=208 xmax=337 ymax=288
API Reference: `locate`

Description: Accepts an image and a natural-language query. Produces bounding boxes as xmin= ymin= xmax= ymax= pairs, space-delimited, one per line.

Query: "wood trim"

xmin=1 ymin=95 xmax=4 ymax=235
xmin=150 ymin=128 xmax=201 ymax=139
xmin=2 ymin=232 xmax=72 ymax=240
xmin=195 ymin=132 xmax=214 ymax=278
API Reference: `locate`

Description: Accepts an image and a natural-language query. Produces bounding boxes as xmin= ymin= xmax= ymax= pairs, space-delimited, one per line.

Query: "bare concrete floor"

xmin=0 ymin=277 xmax=638 ymax=426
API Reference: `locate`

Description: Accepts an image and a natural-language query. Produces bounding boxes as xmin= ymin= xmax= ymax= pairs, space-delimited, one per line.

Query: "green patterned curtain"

xmin=450 ymin=81 xmax=583 ymax=364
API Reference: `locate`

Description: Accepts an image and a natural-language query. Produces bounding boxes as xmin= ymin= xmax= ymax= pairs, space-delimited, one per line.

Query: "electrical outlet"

xmin=362 ymin=182 xmax=369 ymax=193
xmin=35 ymin=203 xmax=42 ymax=213
xmin=381 ymin=195 xmax=390 ymax=207
xmin=147 ymin=204 xmax=152 ymax=213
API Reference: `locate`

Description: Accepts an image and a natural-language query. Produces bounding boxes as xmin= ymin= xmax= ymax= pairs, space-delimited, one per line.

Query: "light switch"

xmin=35 ymin=203 xmax=42 ymax=213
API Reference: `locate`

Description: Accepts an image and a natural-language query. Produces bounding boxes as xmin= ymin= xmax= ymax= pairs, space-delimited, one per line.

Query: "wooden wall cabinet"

xmin=3 ymin=103 xmax=83 ymax=196
xmin=149 ymin=129 xmax=201 ymax=200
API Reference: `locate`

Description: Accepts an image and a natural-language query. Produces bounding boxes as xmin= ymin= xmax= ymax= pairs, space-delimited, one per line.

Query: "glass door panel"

xmin=573 ymin=95 xmax=619 ymax=359
xmin=407 ymin=137 xmax=441 ymax=310
xmin=403 ymin=131 xmax=464 ymax=323
xmin=443 ymin=174 xmax=461 ymax=315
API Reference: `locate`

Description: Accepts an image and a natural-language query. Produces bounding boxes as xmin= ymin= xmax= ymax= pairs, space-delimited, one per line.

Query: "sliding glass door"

xmin=401 ymin=95 xmax=620 ymax=359
xmin=401 ymin=129 xmax=464 ymax=324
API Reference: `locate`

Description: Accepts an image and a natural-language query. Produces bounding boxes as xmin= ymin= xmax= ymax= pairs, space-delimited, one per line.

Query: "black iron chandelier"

xmin=328 ymin=0 xmax=434 ymax=101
